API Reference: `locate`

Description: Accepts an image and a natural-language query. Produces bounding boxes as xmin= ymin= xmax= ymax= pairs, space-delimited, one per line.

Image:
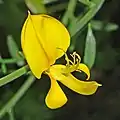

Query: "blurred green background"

xmin=0 ymin=0 xmax=120 ymax=120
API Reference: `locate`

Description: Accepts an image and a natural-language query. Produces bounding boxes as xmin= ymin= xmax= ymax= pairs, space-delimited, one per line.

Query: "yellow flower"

xmin=21 ymin=12 xmax=101 ymax=109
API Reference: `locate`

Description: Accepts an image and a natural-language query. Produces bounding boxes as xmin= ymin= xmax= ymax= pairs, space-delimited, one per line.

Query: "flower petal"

xmin=78 ymin=63 xmax=90 ymax=80
xmin=59 ymin=74 xmax=101 ymax=95
xmin=21 ymin=12 xmax=50 ymax=78
xmin=30 ymin=13 xmax=70 ymax=63
xmin=50 ymin=65 xmax=101 ymax=95
xmin=45 ymin=76 xmax=67 ymax=109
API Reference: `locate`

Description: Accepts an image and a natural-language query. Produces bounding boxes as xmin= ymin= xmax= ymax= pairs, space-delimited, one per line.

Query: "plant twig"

xmin=62 ymin=0 xmax=77 ymax=25
xmin=69 ymin=0 xmax=105 ymax=37
xmin=0 ymin=65 xmax=28 ymax=87
xmin=8 ymin=109 xmax=15 ymax=120
xmin=0 ymin=75 xmax=35 ymax=118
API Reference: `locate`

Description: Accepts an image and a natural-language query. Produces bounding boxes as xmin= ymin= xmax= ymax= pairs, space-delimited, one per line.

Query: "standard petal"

xmin=50 ymin=65 xmax=101 ymax=95
xmin=21 ymin=12 xmax=50 ymax=78
xmin=45 ymin=76 xmax=67 ymax=109
xmin=30 ymin=14 xmax=70 ymax=63
xmin=77 ymin=63 xmax=90 ymax=80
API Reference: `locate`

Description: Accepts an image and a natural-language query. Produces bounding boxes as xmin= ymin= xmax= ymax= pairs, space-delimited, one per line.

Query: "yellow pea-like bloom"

xmin=21 ymin=12 xmax=101 ymax=109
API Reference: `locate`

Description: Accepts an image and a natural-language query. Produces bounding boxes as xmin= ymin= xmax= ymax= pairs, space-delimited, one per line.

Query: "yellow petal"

xmin=78 ymin=63 xmax=90 ymax=80
xmin=45 ymin=75 xmax=67 ymax=109
xmin=21 ymin=12 xmax=50 ymax=78
xmin=50 ymin=65 xmax=101 ymax=95
xmin=30 ymin=13 xmax=70 ymax=63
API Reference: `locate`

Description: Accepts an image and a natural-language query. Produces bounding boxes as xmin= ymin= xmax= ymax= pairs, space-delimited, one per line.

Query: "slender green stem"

xmin=25 ymin=0 xmax=47 ymax=14
xmin=8 ymin=109 xmax=15 ymax=120
xmin=0 ymin=75 xmax=35 ymax=118
xmin=61 ymin=0 xmax=77 ymax=25
xmin=0 ymin=58 xmax=17 ymax=64
xmin=43 ymin=0 xmax=57 ymax=4
xmin=0 ymin=65 xmax=28 ymax=87
xmin=47 ymin=2 xmax=67 ymax=14
xmin=69 ymin=0 xmax=105 ymax=37
xmin=78 ymin=0 xmax=93 ymax=6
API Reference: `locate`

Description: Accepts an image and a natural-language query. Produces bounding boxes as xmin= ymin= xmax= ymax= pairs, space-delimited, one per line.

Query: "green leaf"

xmin=91 ymin=20 xmax=119 ymax=32
xmin=83 ymin=23 xmax=96 ymax=69
xmin=1 ymin=63 xmax=7 ymax=74
xmin=7 ymin=35 xmax=20 ymax=60
xmin=7 ymin=35 xmax=24 ymax=66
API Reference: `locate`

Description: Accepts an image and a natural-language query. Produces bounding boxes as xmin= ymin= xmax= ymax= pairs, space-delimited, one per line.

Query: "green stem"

xmin=0 ymin=58 xmax=17 ymax=64
xmin=43 ymin=0 xmax=57 ymax=4
xmin=8 ymin=109 xmax=15 ymax=120
xmin=47 ymin=2 xmax=67 ymax=14
xmin=61 ymin=0 xmax=77 ymax=25
xmin=25 ymin=0 xmax=47 ymax=14
xmin=69 ymin=0 xmax=105 ymax=37
xmin=0 ymin=75 xmax=35 ymax=118
xmin=78 ymin=0 xmax=93 ymax=6
xmin=0 ymin=65 xmax=28 ymax=87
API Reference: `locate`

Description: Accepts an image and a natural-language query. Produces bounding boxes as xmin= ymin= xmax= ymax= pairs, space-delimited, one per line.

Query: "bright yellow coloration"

xmin=49 ymin=65 xmax=101 ymax=95
xmin=45 ymin=75 xmax=67 ymax=109
xmin=21 ymin=11 xmax=70 ymax=78
xmin=21 ymin=12 xmax=101 ymax=109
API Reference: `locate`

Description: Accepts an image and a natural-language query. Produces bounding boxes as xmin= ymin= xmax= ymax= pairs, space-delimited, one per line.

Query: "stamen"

xmin=56 ymin=47 xmax=74 ymax=66
xmin=75 ymin=53 xmax=81 ymax=63
xmin=56 ymin=48 xmax=82 ymax=74
xmin=70 ymin=54 xmax=75 ymax=64
xmin=70 ymin=52 xmax=81 ymax=64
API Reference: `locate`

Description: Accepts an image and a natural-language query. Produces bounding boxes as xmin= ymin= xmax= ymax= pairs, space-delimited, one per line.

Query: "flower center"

xmin=45 ymin=48 xmax=82 ymax=76
xmin=61 ymin=51 xmax=82 ymax=75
